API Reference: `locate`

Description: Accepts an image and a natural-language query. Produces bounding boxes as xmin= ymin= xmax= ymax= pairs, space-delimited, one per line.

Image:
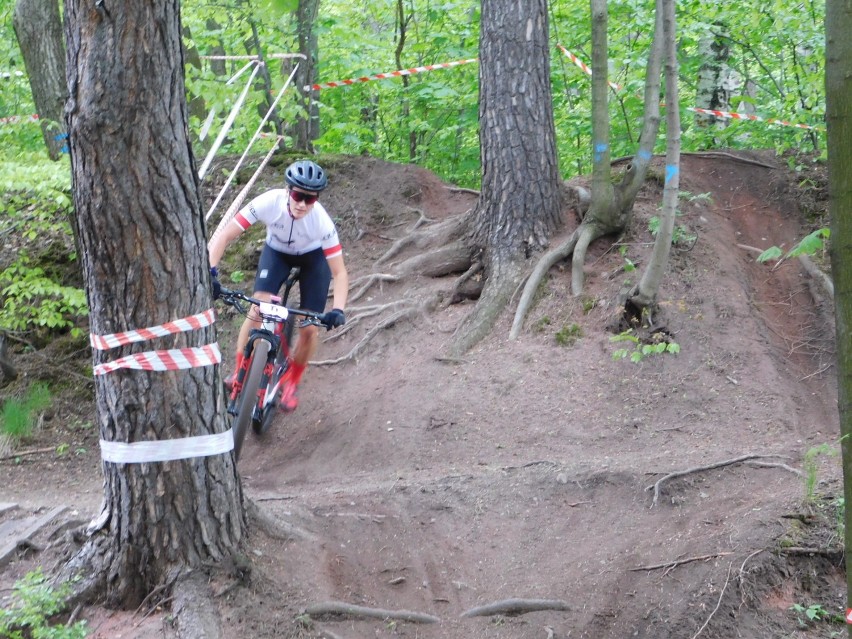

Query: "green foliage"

xmin=647 ymin=216 xmax=697 ymax=246
xmin=789 ymin=602 xmax=845 ymax=627
xmin=611 ymin=329 xmax=680 ymax=363
xmin=0 ymin=254 xmax=88 ymax=335
xmin=757 ymin=228 xmax=829 ymax=263
xmin=1 ymin=382 xmax=52 ymax=440
xmin=0 ymin=569 xmax=88 ymax=639
xmin=618 ymin=245 xmax=636 ymax=272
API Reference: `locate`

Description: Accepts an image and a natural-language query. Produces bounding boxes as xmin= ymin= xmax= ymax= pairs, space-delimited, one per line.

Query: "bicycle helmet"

xmin=285 ymin=160 xmax=328 ymax=192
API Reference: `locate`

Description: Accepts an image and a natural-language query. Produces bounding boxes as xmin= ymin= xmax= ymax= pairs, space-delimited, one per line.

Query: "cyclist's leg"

xmin=280 ymin=249 xmax=330 ymax=411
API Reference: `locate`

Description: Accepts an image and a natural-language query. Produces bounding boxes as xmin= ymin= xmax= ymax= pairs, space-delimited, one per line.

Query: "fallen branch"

xmin=630 ymin=551 xmax=733 ymax=573
xmin=304 ymin=601 xmax=440 ymax=624
xmin=446 ymin=186 xmax=480 ymax=196
xmin=646 ymin=454 xmax=784 ymax=506
xmin=0 ymin=446 xmax=55 ymax=462
xmin=460 ymin=598 xmax=570 ymax=618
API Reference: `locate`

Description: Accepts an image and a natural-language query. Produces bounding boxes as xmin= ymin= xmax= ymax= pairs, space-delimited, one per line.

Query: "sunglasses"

xmin=289 ymin=190 xmax=319 ymax=205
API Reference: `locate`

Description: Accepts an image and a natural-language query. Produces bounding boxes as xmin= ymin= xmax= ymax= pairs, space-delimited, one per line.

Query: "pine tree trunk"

xmin=63 ymin=0 xmax=243 ymax=607
xmin=451 ymin=0 xmax=562 ymax=353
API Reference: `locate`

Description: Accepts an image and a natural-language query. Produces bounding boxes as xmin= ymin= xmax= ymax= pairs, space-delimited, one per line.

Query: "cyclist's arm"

xmin=328 ymin=254 xmax=349 ymax=311
xmin=207 ymin=219 xmax=245 ymax=268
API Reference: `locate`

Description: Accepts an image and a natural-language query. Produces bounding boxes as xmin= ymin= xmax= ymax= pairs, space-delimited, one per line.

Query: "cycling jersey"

xmin=233 ymin=189 xmax=342 ymax=259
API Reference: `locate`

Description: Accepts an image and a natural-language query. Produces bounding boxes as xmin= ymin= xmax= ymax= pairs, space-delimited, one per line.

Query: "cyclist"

xmin=208 ymin=159 xmax=348 ymax=413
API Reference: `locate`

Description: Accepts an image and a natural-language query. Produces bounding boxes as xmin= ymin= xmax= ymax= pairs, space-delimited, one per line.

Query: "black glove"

xmin=210 ymin=266 xmax=222 ymax=299
xmin=320 ymin=308 xmax=345 ymax=330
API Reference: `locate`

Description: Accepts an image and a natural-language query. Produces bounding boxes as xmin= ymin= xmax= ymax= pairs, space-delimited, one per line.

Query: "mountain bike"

xmin=216 ymin=269 xmax=326 ymax=461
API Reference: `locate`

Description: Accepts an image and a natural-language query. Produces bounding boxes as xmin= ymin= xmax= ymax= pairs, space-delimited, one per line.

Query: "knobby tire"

xmin=233 ymin=338 xmax=271 ymax=461
xmin=254 ymin=316 xmax=295 ymax=436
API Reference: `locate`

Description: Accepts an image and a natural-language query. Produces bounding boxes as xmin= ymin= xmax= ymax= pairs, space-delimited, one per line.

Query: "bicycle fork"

xmin=227 ymin=332 xmax=281 ymax=417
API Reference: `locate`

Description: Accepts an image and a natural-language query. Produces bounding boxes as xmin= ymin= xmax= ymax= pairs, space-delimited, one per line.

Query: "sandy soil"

xmin=0 ymin=150 xmax=845 ymax=639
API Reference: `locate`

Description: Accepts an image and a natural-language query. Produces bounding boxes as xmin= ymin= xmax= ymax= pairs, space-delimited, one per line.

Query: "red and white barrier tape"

xmin=557 ymin=45 xmax=622 ymax=91
xmin=0 ymin=114 xmax=39 ymax=126
xmin=306 ymin=58 xmax=478 ymax=91
xmin=92 ymin=343 xmax=222 ymax=376
xmin=557 ymin=44 xmax=821 ymax=132
xmin=90 ymin=308 xmax=216 ymax=350
xmin=686 ymin=106 xmax=821 ymax=131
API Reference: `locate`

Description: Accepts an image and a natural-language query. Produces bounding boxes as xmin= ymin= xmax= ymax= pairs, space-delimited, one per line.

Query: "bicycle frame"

xmin=216 ymin=269 xmax=326 ymax=460
xmin=226 ymin=269 xmax=301 ymax=418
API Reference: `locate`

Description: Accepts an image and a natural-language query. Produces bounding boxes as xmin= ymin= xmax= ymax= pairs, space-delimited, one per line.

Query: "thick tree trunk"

xmin=63 ymin=0 xmax=243 ymax=607
xmin=292 ymin=0 xmax=321 ymax=151
xmin=825 ymin=0 xmax=852 ymax=631
xmin=13 ymin=0 xmax=66 ymax=160
xmin=451 ymin=0 xmax=561 ymax=353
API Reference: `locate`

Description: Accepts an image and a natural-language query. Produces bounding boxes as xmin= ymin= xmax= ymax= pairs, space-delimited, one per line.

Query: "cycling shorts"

xmin=254 ymin=244 xmax=331 ymax=313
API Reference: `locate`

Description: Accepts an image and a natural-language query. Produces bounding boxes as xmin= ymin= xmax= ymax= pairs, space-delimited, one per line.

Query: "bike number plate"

xmin=259 ymin=302 xmax=289 ymax=320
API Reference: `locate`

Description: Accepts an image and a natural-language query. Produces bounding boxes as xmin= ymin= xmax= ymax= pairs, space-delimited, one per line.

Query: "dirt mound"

xmin=0 ymin=150 xmax=843 ymax=639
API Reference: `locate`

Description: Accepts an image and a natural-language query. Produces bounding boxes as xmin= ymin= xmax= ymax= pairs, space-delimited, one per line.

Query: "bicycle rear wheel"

xmin=233 ymin=338 xmax=270 ymax=461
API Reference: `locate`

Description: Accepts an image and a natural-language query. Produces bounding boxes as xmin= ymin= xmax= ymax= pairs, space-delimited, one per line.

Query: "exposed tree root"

xmin=313 ymin=302 xmax=426 ymax=366
xmin=348 ymin=273 xmax=400 ymax=304
xmin=172 ymin=570 xmax=224 ymax=639
xmin=304 ymin=600 xmax=441 ymax=624
xmin=510 ymin=228 xmax=580 ymax=339
xmin=460 ymin=598 xmax=570 ymax=618
xmin=442 ymin=259 xmax=483 ymax=307
xmin=245 ymin=499 xmax=315 ymax=541
xmin=646 ymin=454 xmax=787 ymax=507
xmin=375 ymin=213 xmax=469 ymax=267
xmin=392 ymin=240 xmax=472 ymax=278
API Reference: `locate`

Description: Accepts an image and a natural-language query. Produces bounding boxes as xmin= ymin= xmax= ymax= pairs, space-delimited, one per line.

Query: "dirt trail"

xmin=0 ymin=151 xmax=842 ymax=639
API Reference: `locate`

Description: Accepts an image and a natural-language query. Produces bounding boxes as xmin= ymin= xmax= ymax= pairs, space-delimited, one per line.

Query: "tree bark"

xmin=630 ymin=0 xmax=680 ymax=315
xmin=292 ymin=0 xmax=321 ymax=151
xmin=63 ymin=0 xmax=243 ymax=607
xmin=825 ymin=0 xmax=852 ymax=633
xmin=13 ymin=0 xmax=66 ymax=160
xmin=451 ymin=0 xmax=562 ymax=354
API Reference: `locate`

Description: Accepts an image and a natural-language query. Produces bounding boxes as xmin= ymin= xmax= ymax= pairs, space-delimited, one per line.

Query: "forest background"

xmin=0 ymin=0 xmax=843 ymax=636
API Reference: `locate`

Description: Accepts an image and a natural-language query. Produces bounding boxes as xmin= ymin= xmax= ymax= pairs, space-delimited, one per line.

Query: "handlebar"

xmin=216 ymin=285 xmax=326 ymax=328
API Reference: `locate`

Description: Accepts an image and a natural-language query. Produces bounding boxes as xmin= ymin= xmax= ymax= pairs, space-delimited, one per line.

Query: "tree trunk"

xmin=292 ymin=0 xmax=321 ymax=151
xmin=63 ymin=0 xmax=243 ymax=607
xmin=825 ymin=1 xmax=852 ymax=633
xmin=13 ymin=0 xmax=66 ymax=160
xmin=630 ymin=0 xmax=680 ymax=317
xmin=694 ymin=21 xmax=731 ymax=130
xmin=450 ymin=0 xmax=562 ymax=354
xmin=510 ymin=0 xmax=663 ymax=334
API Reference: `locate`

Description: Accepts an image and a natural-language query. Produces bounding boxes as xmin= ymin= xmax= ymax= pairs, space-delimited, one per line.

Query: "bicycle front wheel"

xmin=253 ymin=316 xmax=295 ymax=436
xmin=233 ymin=338 xmax=271 ymax=462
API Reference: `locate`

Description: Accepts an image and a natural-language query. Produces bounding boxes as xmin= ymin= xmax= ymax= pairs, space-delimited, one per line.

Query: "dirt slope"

xmin=0 ymin=150 xmax=844 ymax=639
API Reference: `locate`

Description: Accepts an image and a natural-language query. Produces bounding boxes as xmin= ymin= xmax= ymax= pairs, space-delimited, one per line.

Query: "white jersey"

xmin=233 ymin=189 xmax=342 ymax=259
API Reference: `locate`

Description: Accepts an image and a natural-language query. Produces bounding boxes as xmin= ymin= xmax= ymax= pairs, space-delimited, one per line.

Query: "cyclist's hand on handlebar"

xmin=319 ymin=308 xmax=345 ymax=330
xmin=210 ymin=266 xmax=222 ymax=299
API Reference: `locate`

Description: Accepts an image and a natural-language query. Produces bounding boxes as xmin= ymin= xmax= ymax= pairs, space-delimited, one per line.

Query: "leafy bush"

xmin=0 ymin=569 xmax=88 ymax=639
xmin=0 ymin=255 xmax=87 ymax=336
